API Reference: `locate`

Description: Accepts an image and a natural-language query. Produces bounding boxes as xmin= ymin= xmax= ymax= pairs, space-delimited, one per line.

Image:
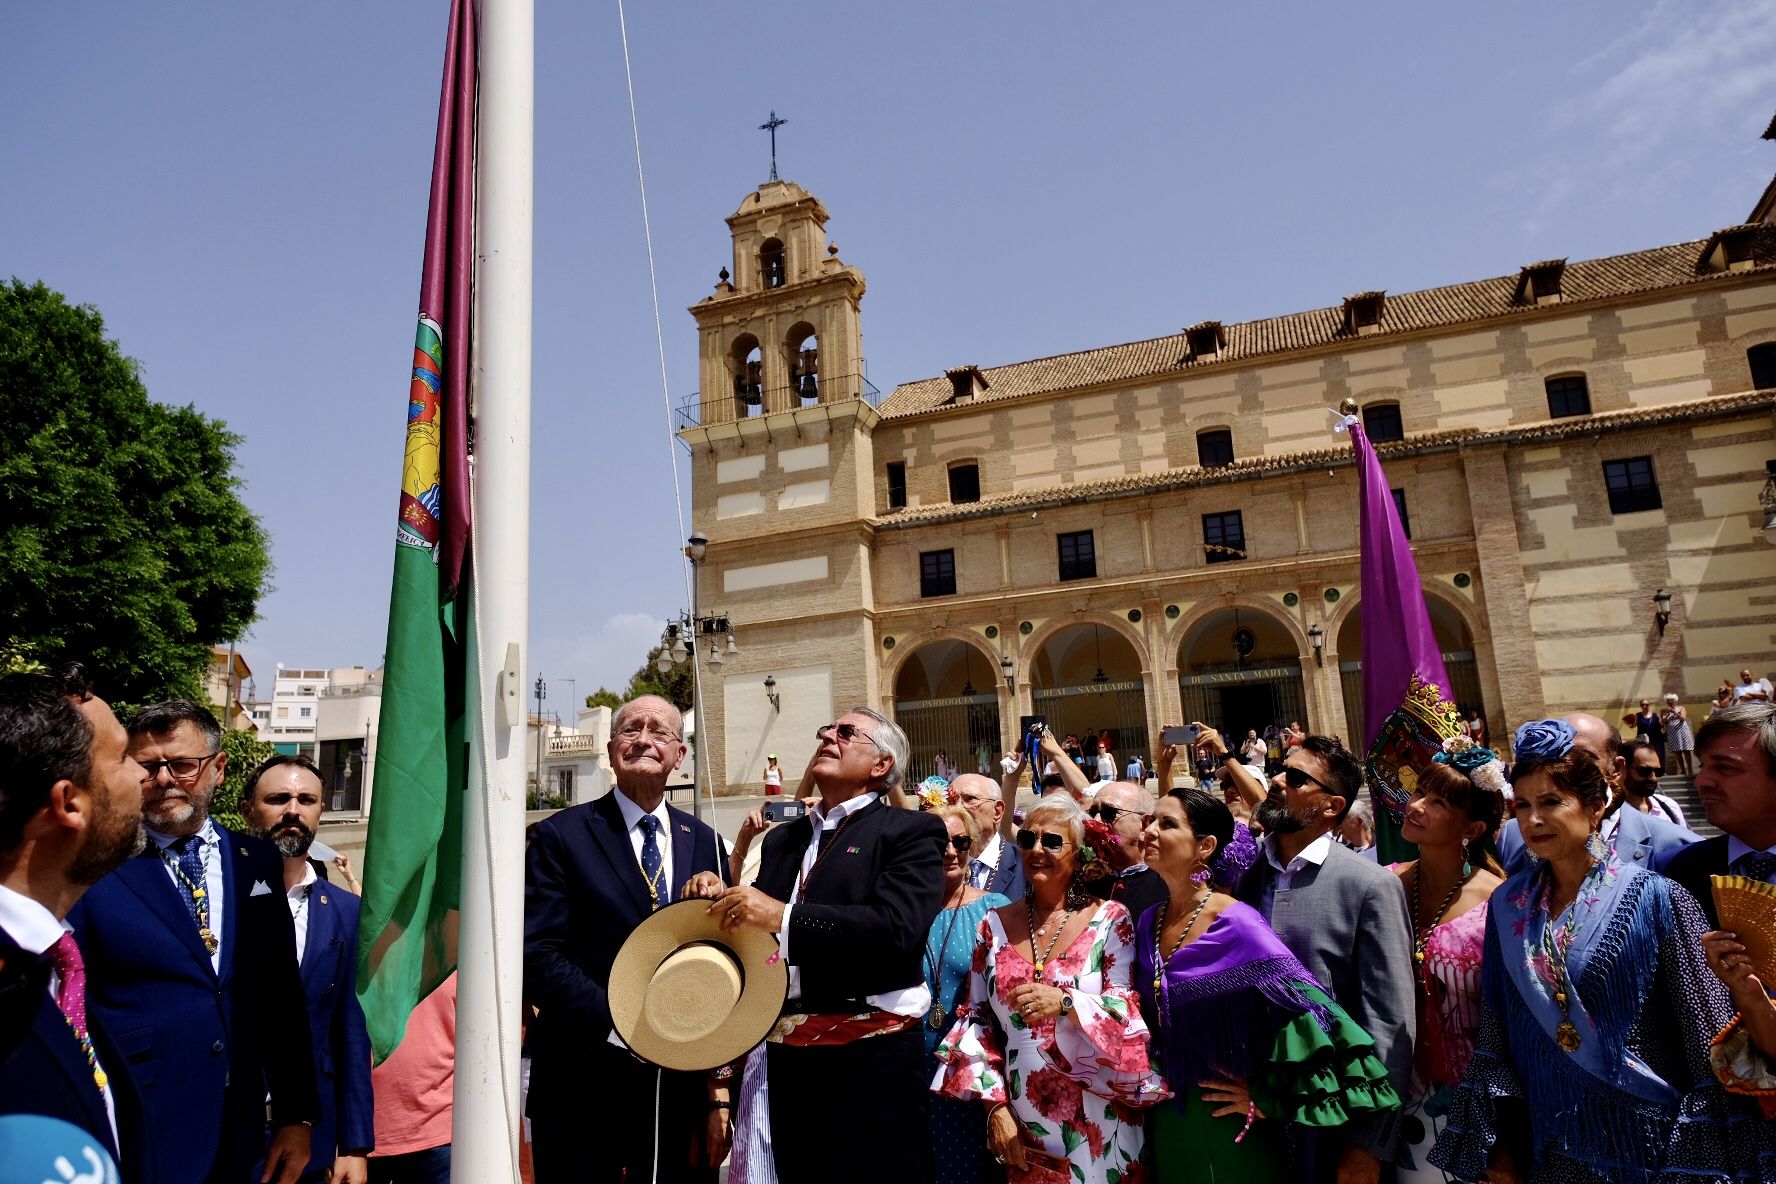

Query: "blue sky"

xmin=4 ymin=0 xmax=1772 ymax=708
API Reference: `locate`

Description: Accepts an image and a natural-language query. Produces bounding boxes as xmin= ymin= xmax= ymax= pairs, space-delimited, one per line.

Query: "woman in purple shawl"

xmin=1135 ymin=788 xmax=1399 ymax=1181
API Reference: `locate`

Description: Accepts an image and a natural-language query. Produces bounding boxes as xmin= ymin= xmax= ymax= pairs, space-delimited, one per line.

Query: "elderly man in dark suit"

xmin=711 ymin=706 xmax=947 ymax=1184
xmin=69 ymin=699 xmax=318 ymax=1184
xmin=524 ymin=694 xmax=731 ymax=1184
xmin=242 ymin=754 xmax=374 ymax=1183
xmin=1665 ymin=701 xmax=1776 ymax=926
xmin=1233 ymin=733 xmax=1414 ymax=1184
xmin=0 ymin=667 xmax=147 ymax=1173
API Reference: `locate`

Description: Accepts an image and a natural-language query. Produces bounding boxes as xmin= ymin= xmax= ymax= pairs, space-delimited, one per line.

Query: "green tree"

xmin=622 ymin=643 xmax=695 ymax=712
xmin=0 ymin=280 xmax=271 ymax=704
xmin=211 ymin=725 xmax=278 ymax=834
xmin=583 ymin=687 xmax=623 ymax=712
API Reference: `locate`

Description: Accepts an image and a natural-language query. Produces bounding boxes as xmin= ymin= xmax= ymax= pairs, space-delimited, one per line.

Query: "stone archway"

xmin=890 ymin=636 xmax=1003 ymax=782
xmin=1334 ymin=592 xmax=1484 ymax=748
xmin=1028 ymin=622 xmax=1149 ymax=773
xmin=1175 ymin=605 xmax=1309 ymax=752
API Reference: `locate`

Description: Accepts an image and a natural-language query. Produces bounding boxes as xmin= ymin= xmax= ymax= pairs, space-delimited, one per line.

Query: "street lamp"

xmin=1653 ymin=588 xmax=1673 ymax=637
xmin=1000 ymin=655 xmax=1015 ymax=693
xmin=764 ymin=675 xmax=780 ymax=712
xmin=533 ymin=673 xmax=546 ymax=802
xmin=1760 ymin=460 xmax=1776 ymax=545
xmin=1307 ymin=624 xmax=1325 ymax=667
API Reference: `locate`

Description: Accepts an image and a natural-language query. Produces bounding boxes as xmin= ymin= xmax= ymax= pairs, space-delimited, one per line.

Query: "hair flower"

xmin=916 ymin=777 xmax=950 ymax=810
xmin=1513 ymin=719 xmax=1575 ymax=763
xmin=1080 ymin=817 xmax=1118 ymax=862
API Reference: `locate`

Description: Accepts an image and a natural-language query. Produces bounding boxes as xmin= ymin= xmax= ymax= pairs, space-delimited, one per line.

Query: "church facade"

xmin=678 ymin=177 xmax=1776 ymax=794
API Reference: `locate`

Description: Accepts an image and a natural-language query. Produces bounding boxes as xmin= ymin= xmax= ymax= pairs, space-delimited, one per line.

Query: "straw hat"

xmin=608 ymin=898 xmax=787 ymax=1072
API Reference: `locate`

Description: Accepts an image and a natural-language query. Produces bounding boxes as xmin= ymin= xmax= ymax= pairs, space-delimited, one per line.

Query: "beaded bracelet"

xmin=1233 ymin=1100 xmax=1257 ymax=1144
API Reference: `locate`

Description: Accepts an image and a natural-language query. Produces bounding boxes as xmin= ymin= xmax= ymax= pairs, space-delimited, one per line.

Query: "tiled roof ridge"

xmin=879 ymin=226 xmax=1776 ymax=419
xmin=872 ymin=389 xmax=1776 ymax=530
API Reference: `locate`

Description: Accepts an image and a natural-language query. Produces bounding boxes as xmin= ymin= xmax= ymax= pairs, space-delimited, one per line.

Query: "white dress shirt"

xmin=286 ymin=861 xmax=319 ymax=965
xmin=778 ymin=792 xmax=930 ymax=1017
xmin=972 ymin=833 xmax=1007 ymax=889
xmin=147 ymin=818 xmax=226 ymax=972
xmin=613 ymin=790 xmax=674 ymax=906
xmin=1259 ymin=831 xmax=1335 ymax=917
xmin=0 ymin=884 xmax=118 ymax=1150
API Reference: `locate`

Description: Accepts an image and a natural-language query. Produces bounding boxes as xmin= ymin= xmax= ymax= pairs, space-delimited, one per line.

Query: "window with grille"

xmin=1057 ymin=531 xmax=1096 ymax=581
xmin=920 ymin=549 xmax=957 ymax=597
xmin=1203 ymin=511 xmax=1245 ymax=564
xmin=1364 ymin=402 xmax=1404 ymax=443
xmin=1603 ymin=457 xmax=1661 ymax=514
xmin=1546 ymin=374 xmax=1592 ymax=418
xmin=1197 ymin=429 xmax=1234 ymax=468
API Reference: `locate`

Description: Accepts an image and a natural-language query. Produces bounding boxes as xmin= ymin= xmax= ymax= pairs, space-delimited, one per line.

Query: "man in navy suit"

xmin=243 ymin=755 xmax=373 ymax=1183
xmin=1665 ymin=702 xmax=1776 ymax=926
xmin=1497 ymin=711 xmax=1698 ymax=875
xmin=524 ymin=695 xmax=731 ymax=1184
xmin=69 ymin=700 xmax=317 ymax=1184
xmin=0 ymin=666 xmax=148 ymax=1174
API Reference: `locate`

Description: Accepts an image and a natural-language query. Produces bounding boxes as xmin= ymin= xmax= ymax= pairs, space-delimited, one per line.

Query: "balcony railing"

xmin=674 ymin=369 xmax=880 ymax=431
xmin=547 ymin=734 xmax=601 ymax=756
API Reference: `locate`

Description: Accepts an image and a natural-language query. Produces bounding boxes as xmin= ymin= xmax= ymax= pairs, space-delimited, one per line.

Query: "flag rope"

xmin=616 ymin=0 xmax=711 ymax=819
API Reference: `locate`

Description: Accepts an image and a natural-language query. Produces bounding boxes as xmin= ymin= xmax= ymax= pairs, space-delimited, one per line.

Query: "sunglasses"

xmin=1086 ymin=803 xmax=1127 ymax=825
xmin=814 ymin=722 xmax=880 ymax=750
xmin=1016 ymin=829 xmax=1067 ymax=852
xmin=139 ymin=752 xmax=221 ymax=781
xmin=947 ymin=835 xmax=973 ymax=854
xmin=1280 ymin=765 xmax=1337 ymax=794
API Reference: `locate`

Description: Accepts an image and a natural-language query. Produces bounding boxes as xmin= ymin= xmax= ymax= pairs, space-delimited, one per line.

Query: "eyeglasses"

xmin=617 ymin=722 xmax=681 ymax=743
xmin=814 ymin=722 xmax=880 ymax=750
xmin=947 ymin=835 xmax=973 ymax=854
xmin=1016 ymin=829 xmax=1067 ymax=852
xmin=1280 ymin=765 xmax=1337 ymax=794
xmin=1086 ymin=803 xmax=1127 ymax=825
xmin=139 ymin=752 xmax=221 ymax=782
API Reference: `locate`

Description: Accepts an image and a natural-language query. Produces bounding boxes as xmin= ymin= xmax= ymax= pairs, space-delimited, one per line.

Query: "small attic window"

xmin=945 ymin=365 xmax=989 ymax=404
xmin=1515 ymin=259 xmax=1566 ymax=305
xmin=1700 ymin=225 xmax=1758 ymax=273
xmin=1184 ymin=321 xmax=1226 ymax=361
xmin=1342 ymin=291 xmax=1386 ymax=336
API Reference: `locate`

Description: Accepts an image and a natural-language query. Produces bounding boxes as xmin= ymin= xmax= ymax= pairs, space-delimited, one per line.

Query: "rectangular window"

xmin=1546 ymin=374 xmax=1592 ymax=418
xmin=1749 ymin=343 xmax=1776 ymax=391
xmin=1196 ymin=429 xmax=1234 ymax=468
xmin=1203 ymin=510 xmax=1246 ymax=564
xmin=276 ymin=706 xmax=289 ymax=718
xmin=885 ymin=462 xmax=907 ymax=510
xmin=1057 ymin=531 xmax=1096 ymax=581
xmin=1364 ymin=403 xmax=1405 ymax=443
xmin=948 ymin=463 xmax=981 ymax=504
xmin=1603 ymin=457 xmax=1661 ymax=514
xmin=920 ymin=549 xmax=957 ymax=597
xmin=299 ymin=707 xmax=313 ymax=718
xmin=1391 ymin=487 xmax=1412 ymax=538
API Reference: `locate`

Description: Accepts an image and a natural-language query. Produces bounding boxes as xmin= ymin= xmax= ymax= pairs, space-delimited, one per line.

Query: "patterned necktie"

xmin=1733 ymin=851 xmax=1776 ymax=883
xmin=173 ymin=834 xmax=207 ymax=925
xmin=48 ymin=933 xmax=104 ymax=1094
xmin=638 ymin=815 xmax=664 ymax=909
xmin=970 ymin=858 xmax=991 ymax=890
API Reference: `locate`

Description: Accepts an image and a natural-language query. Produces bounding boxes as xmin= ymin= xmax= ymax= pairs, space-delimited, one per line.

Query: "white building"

xmin=315 ymin=666 xmax=380 ymax=816
xmin=523 ymin=704 xmax=699 ymax=808
xmin=266 ymin=666 xmax=330 ymax=757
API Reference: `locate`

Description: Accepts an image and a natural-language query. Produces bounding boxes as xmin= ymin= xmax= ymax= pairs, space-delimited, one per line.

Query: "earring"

xmin=1189 ymin=865 xmax=1211 ymax=886
xmin=1585 ymin=827 xmax=1608 ymax=861
xmin=1460 ymin=837 xmax=1472 ymax=880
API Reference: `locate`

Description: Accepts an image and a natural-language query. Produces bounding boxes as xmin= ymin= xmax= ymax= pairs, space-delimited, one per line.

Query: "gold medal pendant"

xmin=1555 ymin=1021 xmax=1581 ymax=1053
xmin=928 ymin=1002 xmax=946 ymax=1031
xmin=200 ymin=928 xmax=219 ymax=955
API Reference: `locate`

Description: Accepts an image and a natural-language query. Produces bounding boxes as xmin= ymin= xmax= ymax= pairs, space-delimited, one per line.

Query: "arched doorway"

xmin=1337 ymin=594 xmax=1483 ymax=747
xmin=1177 ymin=607 xmax=1307 ymax=743
xmin=892 ymin=639 xmax=1002 ymax=782
xmin=1029 ymin=623 xmax=1148 ymax=769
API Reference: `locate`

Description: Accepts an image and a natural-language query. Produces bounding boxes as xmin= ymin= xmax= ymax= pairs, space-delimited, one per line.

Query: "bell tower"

xmin=689 ymin=180 xmax=867 ymax=421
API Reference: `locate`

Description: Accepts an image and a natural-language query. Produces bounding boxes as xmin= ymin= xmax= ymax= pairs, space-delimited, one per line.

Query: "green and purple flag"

xmin=1340 ymin=408 xmax=1464 ymax=863
xmin=357 ymin=0 xmax=477 ymax=1062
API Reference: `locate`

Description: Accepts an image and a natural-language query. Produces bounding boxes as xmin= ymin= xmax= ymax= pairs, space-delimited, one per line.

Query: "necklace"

xmin=1150 ymin=890 xmax=1213 ymax=1029
xmin=1026 ymin=898 xmax=1074 ymax=979
xmin=1539 ymin=868 xmax=1593 ymax=1053
xmin=924 ymin=883 xmax=969 ymax=1030
xmin=1411 ymin=862 xmax=1471 ymax=967
xmin=161 ymin=838 xmax=219 ymax=955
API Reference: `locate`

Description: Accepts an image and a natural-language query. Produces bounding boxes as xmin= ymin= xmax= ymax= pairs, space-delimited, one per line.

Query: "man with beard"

xmin=0 ymin=664 xmax=148 ymax=1169
xmin=69 ymin=700 xmax=316 ymax=1184
xmin=1232 ymin=733 xmax=1414 ymax=1184
xmin=243 ymin=755 xmax=373 ymax=1184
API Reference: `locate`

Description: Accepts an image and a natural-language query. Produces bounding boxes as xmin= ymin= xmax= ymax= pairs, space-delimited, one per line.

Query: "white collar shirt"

xmin=0 ymin=885 xmax=118 ymax=1150
xmin=778 ymin=792 xmax=930 ymax=1017
xmin=147 ymin=818 xmax=226 ymax=972
xmin=286 ymin=861 xmax=319 ymax=965
xmin=613 ymin=790 xmax=675 ymax=909
xmin=1263 ymin=831 xmax=1334 ymax=893
xmin=973 ymin=832 xmax=1006 ymax=888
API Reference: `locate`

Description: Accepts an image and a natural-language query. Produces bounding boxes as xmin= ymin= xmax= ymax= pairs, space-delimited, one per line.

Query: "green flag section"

xmin=357 ymin=0 xmax=477 ymax=1063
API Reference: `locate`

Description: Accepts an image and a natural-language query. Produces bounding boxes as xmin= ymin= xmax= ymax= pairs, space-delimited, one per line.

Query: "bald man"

xmin=1084 ymin=781 xmax=1167 ymax=920
xmin=950 ymin=770 xmax=1026 ymax=899
xmin=1497 ymin=711 xmax=1699 ymax=875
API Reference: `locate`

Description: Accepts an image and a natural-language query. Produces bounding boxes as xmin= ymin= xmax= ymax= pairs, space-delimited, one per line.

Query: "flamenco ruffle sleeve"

xmin=1252 ymin=981 xmax=1402 ymax=1128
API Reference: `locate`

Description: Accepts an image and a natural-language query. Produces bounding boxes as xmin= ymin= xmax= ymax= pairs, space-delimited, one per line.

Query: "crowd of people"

xmin=6 ymin=661 xmax=1776 ymax=1184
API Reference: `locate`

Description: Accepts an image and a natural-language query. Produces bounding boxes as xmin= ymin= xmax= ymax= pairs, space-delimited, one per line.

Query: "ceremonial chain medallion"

xmin=1026 ymin=899 xmax=1074 ymax=979
xmin=924 ymin=883 xmax=969 ymax=1031
xmin=163 ymin=842 xmax=220 ymax=954
xmin=1411 ymin=863 xmax=1470 ymax=968
xmin=1151 ymin=889 xmax=1212 ymax=1030
xmin=1541 ymin=874 xmax=1590 ymax=1054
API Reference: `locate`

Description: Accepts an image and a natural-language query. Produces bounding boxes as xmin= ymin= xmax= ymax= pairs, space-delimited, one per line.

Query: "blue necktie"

xmin=1733 ymin=851 xmax=1776 ymax=884
xmin=638 ymin=815 xmax=663 ymax=910
xmin=173 ymin=834 xmax=207 ymax=926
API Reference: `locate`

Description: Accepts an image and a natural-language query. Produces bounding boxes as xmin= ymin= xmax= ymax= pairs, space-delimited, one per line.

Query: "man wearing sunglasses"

xmin=1081 ymin=782 xmax=1166 ymax=919
xmin=69 ymin=699 xmax=317 ymax=1184
xmin=710 ymin=708 xmax=945 ymax=1184
xmin=1230 ymin=731 xmax=1414 ymax=1184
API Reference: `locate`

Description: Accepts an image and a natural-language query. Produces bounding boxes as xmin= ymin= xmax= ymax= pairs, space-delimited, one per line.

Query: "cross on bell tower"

xmin=758 ymin=111 xmax=787 ymax=182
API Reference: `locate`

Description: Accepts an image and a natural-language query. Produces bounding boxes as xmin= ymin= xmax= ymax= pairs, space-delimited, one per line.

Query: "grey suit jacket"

xmin=1235 ymin=838 xmax=1415 ymax=1160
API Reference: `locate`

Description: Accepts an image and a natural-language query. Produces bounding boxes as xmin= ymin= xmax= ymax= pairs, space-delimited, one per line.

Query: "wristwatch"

xmin=1059 ymin=993 xmax=1074 ymax=1016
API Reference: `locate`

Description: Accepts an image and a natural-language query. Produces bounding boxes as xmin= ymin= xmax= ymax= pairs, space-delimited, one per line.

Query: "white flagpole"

xmin=456 ymin=0 xmax=532 ymax=1176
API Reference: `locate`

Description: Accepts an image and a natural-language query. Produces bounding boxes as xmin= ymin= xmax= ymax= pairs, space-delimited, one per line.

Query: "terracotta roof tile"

xmin=878 ymin=228 xmax=1776 ymax=419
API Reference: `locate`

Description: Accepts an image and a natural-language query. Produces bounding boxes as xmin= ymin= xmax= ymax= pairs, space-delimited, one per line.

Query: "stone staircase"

xmin=1656 ymin=773 xmax=1719 ymax=838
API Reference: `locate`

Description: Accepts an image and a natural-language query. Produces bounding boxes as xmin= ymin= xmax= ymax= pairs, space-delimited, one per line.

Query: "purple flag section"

xmin=1343 ymin=411 xmax=1463 ymax=861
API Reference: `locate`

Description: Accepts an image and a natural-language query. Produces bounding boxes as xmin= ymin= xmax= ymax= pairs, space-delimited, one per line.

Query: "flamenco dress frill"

xmin=1133 ymin=900 xmax=1401 ymax=1183
xmin=1428 ymin=863 xmax=1776 ymax=1184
